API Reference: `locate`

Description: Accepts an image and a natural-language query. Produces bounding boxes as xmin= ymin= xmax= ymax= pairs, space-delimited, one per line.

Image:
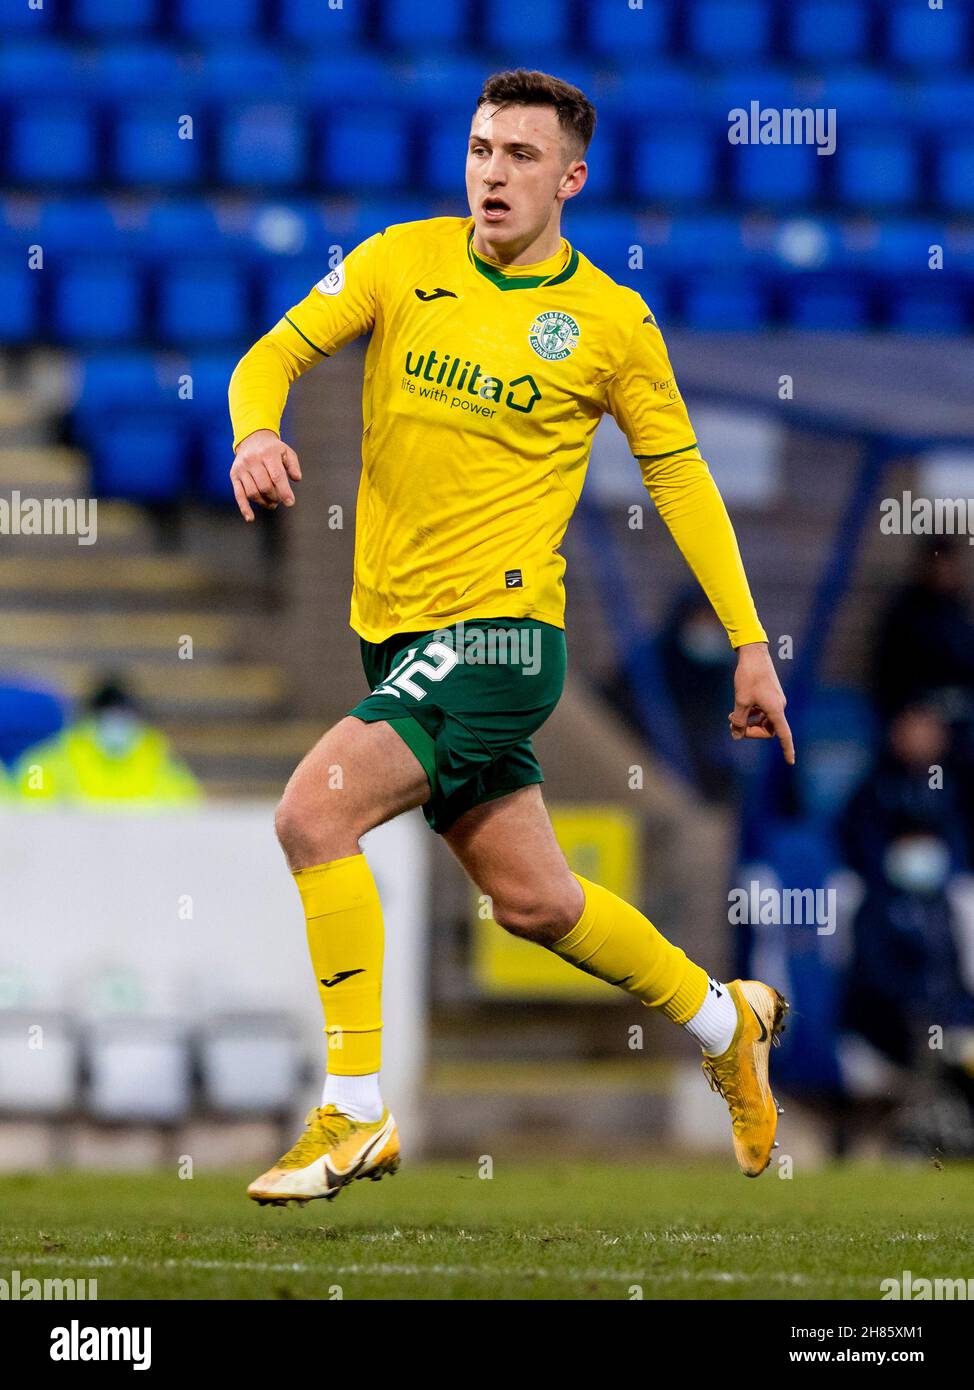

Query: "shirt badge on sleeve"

xmin=315 ymin=263 xmax=346 ymax=296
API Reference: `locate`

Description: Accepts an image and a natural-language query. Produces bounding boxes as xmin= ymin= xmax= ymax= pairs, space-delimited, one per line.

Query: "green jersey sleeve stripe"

xmin=284 ymin=314 xmax=330 ymax=356
xmin=634 ymin=442 xmax=699 ymax=461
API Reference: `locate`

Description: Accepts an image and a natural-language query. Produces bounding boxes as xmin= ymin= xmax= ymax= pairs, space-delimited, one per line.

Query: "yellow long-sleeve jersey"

xmin=229 ymin=216 xmax=767 ymax=648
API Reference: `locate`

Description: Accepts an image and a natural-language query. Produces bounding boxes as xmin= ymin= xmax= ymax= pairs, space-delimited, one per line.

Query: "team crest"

xmin=528 ymin=310 xmax=580 ymax=361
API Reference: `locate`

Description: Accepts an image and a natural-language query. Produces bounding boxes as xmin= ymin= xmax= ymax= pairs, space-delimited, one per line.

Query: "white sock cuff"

xmin=683 ymin=978 xmax=738 ymax=1056
xmin=322 ymin=1071 xmax=384 ymax=1124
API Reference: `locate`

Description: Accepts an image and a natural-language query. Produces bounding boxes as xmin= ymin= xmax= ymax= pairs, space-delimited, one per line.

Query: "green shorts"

xmin=348 ymin=616 xmax=566 ymax=834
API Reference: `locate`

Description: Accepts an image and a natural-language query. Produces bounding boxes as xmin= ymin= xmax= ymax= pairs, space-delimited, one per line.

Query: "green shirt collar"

xmin=466 ymin=227 xmax=579 ymax=291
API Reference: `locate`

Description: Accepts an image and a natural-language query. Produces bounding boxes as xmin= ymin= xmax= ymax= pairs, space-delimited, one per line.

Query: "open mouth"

xmin=481 ymin=196 xmax=511 ymax=221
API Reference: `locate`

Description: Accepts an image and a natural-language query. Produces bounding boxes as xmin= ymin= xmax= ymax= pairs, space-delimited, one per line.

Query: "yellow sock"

xmin=551 ymin=874 xmax=709 ymax=1023
xmin=294 ymin=853 xmax=384 ymax=1076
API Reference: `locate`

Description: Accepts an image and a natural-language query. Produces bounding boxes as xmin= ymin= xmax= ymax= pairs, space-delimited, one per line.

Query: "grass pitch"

xmin=2 ymin=1160 xmax=972 ymax=1300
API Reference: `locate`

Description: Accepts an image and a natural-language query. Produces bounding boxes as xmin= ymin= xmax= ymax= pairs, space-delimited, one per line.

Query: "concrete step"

xmin=171 ymin=719 xmax=325 ymax=759
xmin=0 ymin=554 xmax=223 ymax=600
xmin=5 ymin=657 xmax=287 ymax=718
xmin=0 ymin=609 xmax=237 ymax=659
xmin=0 ymin=446 xmax=87 ymax=488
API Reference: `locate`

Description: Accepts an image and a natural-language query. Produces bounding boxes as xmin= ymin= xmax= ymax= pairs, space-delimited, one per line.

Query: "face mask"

xmin=94 ymin=711 xmax=140 ymax=757
xmin=678 ymin=621 xmax=729 ymax=666
xmin=884 ymin=837 xmax=951 ymax=895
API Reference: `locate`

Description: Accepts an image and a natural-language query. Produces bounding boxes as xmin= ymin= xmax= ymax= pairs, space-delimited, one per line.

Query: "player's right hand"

xmin=230 ymin=429 xmax=302 ymax=521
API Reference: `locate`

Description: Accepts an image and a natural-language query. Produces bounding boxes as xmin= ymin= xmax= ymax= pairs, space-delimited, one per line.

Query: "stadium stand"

xmin=2 ymin=0 xmax=974 ymax=1129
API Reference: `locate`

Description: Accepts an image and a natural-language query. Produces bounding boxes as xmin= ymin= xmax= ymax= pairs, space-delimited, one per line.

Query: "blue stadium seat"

xmin=88 ymin=43 xmax=188 ymax=97
xmin=789 ymin=0 xmax=869 ymax=62
xmin=795 ymin=687 xmax=878 ymax=818
xmin=564 ymin=211 xmax=646 ymax=283
xmin=890 ymin=285 xmax=969 ymax=333
xmin=200 ymin=47 xmax=292 ymax=100
xmin=632 ymin=126 xmax=716 ymax=202
xmin=711 ymin=70 xmax=805 ymax=122
xmin=200 ymin=431 xmax=239 ymax=504
xmin=913 ymin=78 xmax=974 ymax=130
xmin=175 ymin=0 xmax=261 ymax=37
xmin=786 ymin=276 xmax=869 ymax=330
xmin=1 ymin=0 xmax=53 ymax=29
xmin=90 ymin=414 xmax=192 ymax=502
xmin=258 ymin=261 xmax=342 ymax=323
xmin=382 ymin=0 xmax=469 ymax=47
xmin=114 ymin=107 xmax=203 ymax=186
xmin=939 ymin=137 xmax=974 ymax=214
xmin=54 ymin=261 xmax=143 ymax=344
xmin=73 ymin=0 xmax=157 ymax=31
xmin=734 ymin=142 xmax=821 ymax=206
xmin=809 ymin=69 xmax=904 ymax=122
xmin=243 ymin=202 xmax=320 ymax=260
xmin=336 ymin=198 xmax=441 ymax=247
xmin=393 ymin=55 xmax=501 ymax=113
xmin=305 ymin=49 xmax=403 ymax=107
xmin=837 ymin=130 xmax=918 ymax=208
xmin=483 ymin=0 xmax=568 ymax=53
xmin=579 ymin=127 xmax=617 ymax=201
xmin=37 ymin=199 xmax=127 ymax=253
xmin=219 ymin=106 xmax=307 ymax=187
xmin=9 ymin=102 xmax=98 ymax=185
xmin=856 ymin=219 xmax=942 ymax=275
xmin=142 ymin=202 xmax=225 ymax=256
xmin=0 ymin=42 xmax=81 ymax=96
xmin=75 ymin=354 xmax=172 ymax=427
xmin=421 ymin=113 xmax=474 ymax=194
xmin=689 ymin=0 xmax=771 ymax=61
xmin=657 ymin=214 xmax=754 ymax=270
xmin=683 ymin=274 xmax=766 ymax=328
xmin=604 ymin=64 xmax=713 ymax=120
xmin=0 ymin=197 xmax=41 ymax=252
xmin=322 ymin=111 xmax=411 ymax=191
xmin=0 ymin=684 xmax=64 ymax=770
xmin=158 ymin=263 xmax=248 ymax=344
xmin=278 ymin=0 xmax=367 ymax=44
xmin=0 ymin=257 xmax=39 ymax=343
xmin=587 ymin=0 xmax=670 ymax=57
xmin=179 ymin=354 xmax=241 ymax=414
xmin=888 ymin=1 xmax=969 ymax=68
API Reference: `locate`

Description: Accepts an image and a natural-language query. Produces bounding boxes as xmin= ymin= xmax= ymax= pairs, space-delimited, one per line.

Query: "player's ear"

xmin=557 ymin=159 xmax=587 ymax=203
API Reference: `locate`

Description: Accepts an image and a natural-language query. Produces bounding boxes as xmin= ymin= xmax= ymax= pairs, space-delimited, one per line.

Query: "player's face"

xmin=466 ymin=103 xmax=586 ymax=255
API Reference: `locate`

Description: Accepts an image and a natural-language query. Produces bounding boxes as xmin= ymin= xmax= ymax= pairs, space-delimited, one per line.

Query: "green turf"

xmin=2 ymin=1160 xmax=972 ymax=1300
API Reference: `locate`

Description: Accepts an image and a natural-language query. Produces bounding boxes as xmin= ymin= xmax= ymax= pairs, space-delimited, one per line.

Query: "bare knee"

xmin=491 ymin=887 xmax=581 ymax=946
xmin=274 ymin=785 xmax=360 ymax=870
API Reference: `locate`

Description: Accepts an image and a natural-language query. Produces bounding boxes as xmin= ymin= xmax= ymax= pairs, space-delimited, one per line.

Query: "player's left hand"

xmin=729 ymin=642 xmax=795 ymax=764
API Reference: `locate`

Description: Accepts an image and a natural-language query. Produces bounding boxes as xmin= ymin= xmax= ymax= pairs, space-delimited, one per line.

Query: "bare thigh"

xmin=275 ymin=716 xmax=430 ymax=870
xmin=442 ymin=784 xmax=584 ymax=944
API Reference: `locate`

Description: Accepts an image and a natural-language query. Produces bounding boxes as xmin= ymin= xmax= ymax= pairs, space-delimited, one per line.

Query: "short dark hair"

xmin=477 ymin=69 xmax=596 ymax=157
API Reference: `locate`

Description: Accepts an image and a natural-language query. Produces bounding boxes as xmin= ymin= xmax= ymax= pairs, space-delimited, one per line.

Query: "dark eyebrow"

xmin=468 ymin=135 xmax=544 ymax=157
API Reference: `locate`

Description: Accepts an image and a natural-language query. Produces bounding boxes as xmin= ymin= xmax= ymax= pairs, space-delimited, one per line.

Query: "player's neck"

xmin=472 ymin=220 xmax=564 ymax=268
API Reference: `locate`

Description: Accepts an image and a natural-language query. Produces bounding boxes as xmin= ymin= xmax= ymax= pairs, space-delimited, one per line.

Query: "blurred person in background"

xmin=838 ymin=702 xmax=967 ymax=884
xmin=14 ymin=677 xmax=199 ymax=807
xmin=871 ymin=538 xmax=974 ymax=720
xmin=660 ymin=591 xmax=738 ymax=804
xmin=837 ymin=706 xmax=974 ymax=1146
xmin=871 ymin=537 xmax=974 ymax=870
xmin=602 ymin=590 xmax=738 ymax=803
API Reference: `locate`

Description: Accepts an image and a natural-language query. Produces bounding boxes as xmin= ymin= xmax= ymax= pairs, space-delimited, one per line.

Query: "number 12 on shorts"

xmin=374 ymin=641 xmax=459 ymax=700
